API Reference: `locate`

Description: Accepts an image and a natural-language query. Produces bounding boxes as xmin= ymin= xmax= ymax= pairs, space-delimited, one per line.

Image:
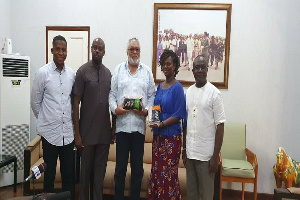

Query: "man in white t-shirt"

xmin=182 ymin=55 xmax=226 ymax=200
xmin=169 ymin=35 xmax=177 ymax=52
xmin=162 ymin=36 xmax=169 ymax=51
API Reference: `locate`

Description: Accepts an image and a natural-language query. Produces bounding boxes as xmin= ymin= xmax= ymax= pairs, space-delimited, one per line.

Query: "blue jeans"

xmin=114 ymin=132 xmax=145 ymax=200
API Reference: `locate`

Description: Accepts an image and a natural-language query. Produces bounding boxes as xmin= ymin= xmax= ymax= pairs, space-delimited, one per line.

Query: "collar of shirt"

xmin=50 ymin=61 xmax=66 ymax=73
xmin=90 ymin=60 xmax=103 ymax=69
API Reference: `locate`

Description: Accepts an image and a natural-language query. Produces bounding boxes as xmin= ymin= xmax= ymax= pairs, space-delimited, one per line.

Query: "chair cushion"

xmin=222 ymin=158 xmax=255 ymax=178
xmin=108 ymin=144 xmax=116 ymax=162
xmin=221 ymin=124 xmax=246 ymax=160
xmin=143 ymin=143 xmax=152 ymax=164
xmin=145 ymin=126 xmax=153 ymax=143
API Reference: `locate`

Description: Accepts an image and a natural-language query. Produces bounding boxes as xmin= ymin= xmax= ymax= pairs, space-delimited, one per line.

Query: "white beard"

xmin=128 ymin=56 xmax=140 ymax=65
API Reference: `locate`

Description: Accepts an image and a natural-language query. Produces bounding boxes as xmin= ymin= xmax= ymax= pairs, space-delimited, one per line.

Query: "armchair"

xmin=23 ymin=135 xmax=80 ymax=196
xmin=219 ymin=123 xmax=258 ymax=200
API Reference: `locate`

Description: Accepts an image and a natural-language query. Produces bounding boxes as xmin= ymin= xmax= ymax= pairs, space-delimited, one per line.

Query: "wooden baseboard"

xmin=222 ymin=189 xmax=273 ymax=200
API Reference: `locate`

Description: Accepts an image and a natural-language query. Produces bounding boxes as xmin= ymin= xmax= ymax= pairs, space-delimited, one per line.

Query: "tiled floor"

xmin=0 ymin=184 xmax=275 ymax=200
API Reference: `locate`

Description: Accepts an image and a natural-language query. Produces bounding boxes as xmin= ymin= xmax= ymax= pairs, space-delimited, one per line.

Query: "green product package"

xmin=123 ymin=96 xmax=143 ymax=111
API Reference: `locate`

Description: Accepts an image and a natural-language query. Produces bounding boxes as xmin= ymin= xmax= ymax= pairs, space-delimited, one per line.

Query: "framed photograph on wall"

xmin=153 ymin=3 xmax=232 ymax=89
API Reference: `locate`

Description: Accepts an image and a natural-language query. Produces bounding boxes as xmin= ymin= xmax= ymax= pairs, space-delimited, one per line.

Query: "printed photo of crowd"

xmin=156 ymin=29 xmax=225 ymax=72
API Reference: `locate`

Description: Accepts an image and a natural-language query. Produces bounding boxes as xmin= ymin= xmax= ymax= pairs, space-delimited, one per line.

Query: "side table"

xmin=274 ymin=188 xmax=300 ymax=200
xmin=0 ymin=154 xmax=17 ymax=193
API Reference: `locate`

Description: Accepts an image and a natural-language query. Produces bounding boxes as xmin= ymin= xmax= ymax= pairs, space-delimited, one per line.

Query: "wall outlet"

xmin=0 ymin=38 xmax=6 ymax=54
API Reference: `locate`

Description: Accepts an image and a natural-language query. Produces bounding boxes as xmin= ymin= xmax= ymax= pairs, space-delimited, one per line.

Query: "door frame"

xmin=46 ymin=26 xmax=90 ymax=63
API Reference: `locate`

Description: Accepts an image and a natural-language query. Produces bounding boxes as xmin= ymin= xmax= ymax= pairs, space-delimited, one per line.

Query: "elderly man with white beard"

xmin=109 ymin=38 xmax=156 ymax=200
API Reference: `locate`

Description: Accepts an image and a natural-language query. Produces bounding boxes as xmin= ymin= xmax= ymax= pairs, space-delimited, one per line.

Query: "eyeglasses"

xmin=128 ymin=47 xmax=140 ymax=53
xmin=193 ymin=65 xmax=207 ymax=72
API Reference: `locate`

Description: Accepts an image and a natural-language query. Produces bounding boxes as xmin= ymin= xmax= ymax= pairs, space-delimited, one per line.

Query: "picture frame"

xmin=153 ymin=3 xmax=232 ymax=89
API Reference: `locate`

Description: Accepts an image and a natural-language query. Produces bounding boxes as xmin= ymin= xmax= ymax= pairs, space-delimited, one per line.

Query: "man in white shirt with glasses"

xmin=109 ymin=37 xmax=156 ymax=200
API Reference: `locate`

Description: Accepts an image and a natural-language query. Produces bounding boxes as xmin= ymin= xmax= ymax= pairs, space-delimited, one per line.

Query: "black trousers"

xmin=41 ymin=137 xmax=75 ymax=200
xmin=79 ymin=144 xmax=109 ymax=200
xmin=114 ymin=132 xmax=145 ymax=200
